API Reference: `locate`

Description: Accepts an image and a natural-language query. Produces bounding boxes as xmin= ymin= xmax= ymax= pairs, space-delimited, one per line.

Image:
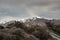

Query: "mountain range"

xmin=0 ymin=17 xmax=60 ymax=40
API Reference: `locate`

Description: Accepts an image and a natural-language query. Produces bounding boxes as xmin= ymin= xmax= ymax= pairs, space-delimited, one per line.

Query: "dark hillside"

xmin=0 ymin=18 xmax=60 ymax=40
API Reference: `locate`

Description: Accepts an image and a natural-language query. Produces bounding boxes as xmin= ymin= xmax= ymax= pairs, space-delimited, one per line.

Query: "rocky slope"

xmin=0 ymin=17 xmax=60 ymax=40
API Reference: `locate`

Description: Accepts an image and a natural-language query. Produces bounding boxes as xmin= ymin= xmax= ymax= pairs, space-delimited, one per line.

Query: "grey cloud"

xmin=0 ymin=0 xmax=60 ymax=19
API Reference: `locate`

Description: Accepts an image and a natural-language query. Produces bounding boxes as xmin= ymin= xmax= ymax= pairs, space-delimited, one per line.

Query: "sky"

xmin=0 ymin=0 xmax=60 ymax=19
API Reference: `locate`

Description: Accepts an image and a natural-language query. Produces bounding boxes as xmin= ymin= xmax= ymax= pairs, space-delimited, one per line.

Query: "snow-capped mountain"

xmin=0 ymin=16 xmax=53 ymax=24
xmin=0 ymin=16 xmax=60 ymax=40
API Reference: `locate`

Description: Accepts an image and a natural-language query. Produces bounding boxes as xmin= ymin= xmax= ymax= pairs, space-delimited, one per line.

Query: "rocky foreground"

xmin=0 ymin=17 xmax=60 ymax=40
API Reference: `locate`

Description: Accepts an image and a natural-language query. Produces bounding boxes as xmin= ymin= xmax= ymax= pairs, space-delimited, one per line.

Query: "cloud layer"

xmin=0 ymin=0 xmax=60 ymax=19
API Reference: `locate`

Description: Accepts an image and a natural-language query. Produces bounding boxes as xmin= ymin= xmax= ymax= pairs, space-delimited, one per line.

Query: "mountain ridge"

xmin=0 ymin=17 xmax=60 ymax=40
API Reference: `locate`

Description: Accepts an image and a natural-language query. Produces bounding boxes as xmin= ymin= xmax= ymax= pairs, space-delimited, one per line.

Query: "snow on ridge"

xmin=0 ymin=16 xmax=25 ymax=24
xmin=33 ymin=16 xmax=53 ymax=20
xmin=0 ymin=16 xmax=56 ymax=24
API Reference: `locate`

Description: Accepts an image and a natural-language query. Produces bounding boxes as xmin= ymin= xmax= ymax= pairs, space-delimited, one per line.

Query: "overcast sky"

xmin=0 ymin=0 xmax=60 ymax=19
